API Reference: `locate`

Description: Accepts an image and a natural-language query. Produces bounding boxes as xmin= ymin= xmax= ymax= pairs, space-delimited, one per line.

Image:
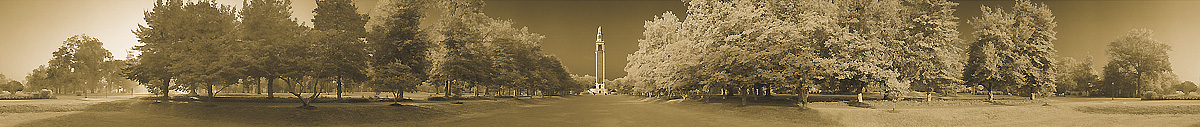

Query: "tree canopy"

xmin=1100 ymin=29 xmax=1173 ymax=97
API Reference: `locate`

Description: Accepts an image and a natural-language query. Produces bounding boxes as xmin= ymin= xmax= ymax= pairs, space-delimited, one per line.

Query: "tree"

xmin=433 ymin=0 xmax=491 ymax=98
xmin=0 ymin=73 xmax=21 ymax=92
xmin=102 ymin=60 xmax=138 ymax=93
xmin=313 ymin=0 xmax=369 ymax=99
xmin=572 ymin=74 xmax=598 ymax=93
xmin=1054 ymin=56 xmax=1098 ymax=95
xmin=170 ymin=1 xmax=242 ymax=98
xmin=279 ymin=28 xmax=337 ymax=108
xmin=241 ymin=0 xmax=302 ymax=98
xmin=1010 ymin=0 xmax=1059 ymax=98
xmin=26 ymin=66 xmax=57 ymax=93
xmin=2 ymin=81 xmax=22 ymax=92
xmin=963 ymin=0 xmax=1058 ymax=100
xmin=898 ymin=0 xmax=964 ymax=94
xmin=1100 ymin=29 xmax=1172 ymax=97
xmin=367 ymin=0 xmax=430 ymax=99
xmin=128 ymin=0 xmax=185 ymax=99
xmin=369 ymin=61 xmax=421 ymax=105
xmin=46 ymin=35 xmax=112 ymax=97
xmin=625 ymin=11 xmax=682 ymax=96
xmin=1173 ymin=81 xmax=1199 ymax=93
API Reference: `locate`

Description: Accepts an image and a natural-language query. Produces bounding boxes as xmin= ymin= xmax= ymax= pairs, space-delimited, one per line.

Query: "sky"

xmin=0 ymin=0 xmax=1198 ymax=83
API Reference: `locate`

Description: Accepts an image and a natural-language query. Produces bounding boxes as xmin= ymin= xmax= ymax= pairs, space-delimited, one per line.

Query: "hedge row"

xmin=0 ymin=95 xmax=54 ymax=100
xmin=1142 ymin=96 xmax=1200 ymax=100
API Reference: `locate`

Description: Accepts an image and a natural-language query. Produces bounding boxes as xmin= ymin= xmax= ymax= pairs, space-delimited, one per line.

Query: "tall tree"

xmin=48 ymin=35 xmax=112 ymax=96
xmin=312 ymin=0 xmax=369 ymax=99
xmin=1100 ymin=29 xmax=1172 ymax=97
xmin=963 ymin=6 xmax=1016 ymax=101
xmin=899 ymin=0 xmax=964 ymax=93
xmin=367 ymin=0 xmax=429 ymax=100
xmin=128 ymin=0 xmax=185 ymax=99
xmin=1010 ymin=0 xmax=1059 ymax=98
xmin=963 ymin=0 xmax=1058 ymax=100
xmin=172 ymin=1 xmax=241 ymax=98
xmin=1054 ymin=55 xmax=1098 ymax=95
xmin=434 ymin=0 xmax=494 ymax=97
xmin=241 ymin=0 xmax=302 ymax=98
xmin=102 ymin=60 xmax=137 ymax=93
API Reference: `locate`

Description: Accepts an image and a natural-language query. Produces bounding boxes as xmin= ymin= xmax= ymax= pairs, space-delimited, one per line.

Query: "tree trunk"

xmin=267 ymin=77 xmax=275 ymax=98
xmin=797 ymin=86 xmax=809 ymax=109
xmin=255 ymin=78 xmax=262 ymax=94
xmin=336 ymin=77 xmax=344 ymax=100
xmin=858 ymin=93 xmax=863 ymax=102
xmin=741 ymin=88 xmax=748 ymax=106
xmin=722 ymin=89 xmax=728 ymax=100
xmin=398 ymin=88 xmax=406 ymax=102
xmin=445 ymin=80 xmax=452 ymax=97
xmin=207 ymin=83 xmax=215 ymax=98
xmin=393 ymin=90 xmax=401 ymax=104
xmin=985 ymin=82 xmax=994 ymax=101
xmin=161 ymin=79 xmax=171 ymax=102
xmin=987 ymin=90 xmax=994 ymax=101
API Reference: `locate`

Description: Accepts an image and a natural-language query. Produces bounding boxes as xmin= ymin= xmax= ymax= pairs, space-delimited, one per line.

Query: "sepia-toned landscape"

xmin=2 ymin=0 xmax=1199 ymax=127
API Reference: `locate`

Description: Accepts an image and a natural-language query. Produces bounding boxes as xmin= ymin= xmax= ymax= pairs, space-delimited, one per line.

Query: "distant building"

xmin=592 ymin=26 xmax=608 ymax=95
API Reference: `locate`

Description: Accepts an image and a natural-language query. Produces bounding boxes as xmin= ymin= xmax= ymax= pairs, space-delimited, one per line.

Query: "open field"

xmin=650 ymin=94 xmax=1200 ymax=127
xmin=3 ymin=92 xmax=566 ymax=127
xmin=5 ymin=93 xmax=1200 ymax=127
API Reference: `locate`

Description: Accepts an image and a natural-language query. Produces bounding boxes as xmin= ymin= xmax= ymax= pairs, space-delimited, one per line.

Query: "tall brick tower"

xmin=595 ymin=26 xmax=606 ymax=90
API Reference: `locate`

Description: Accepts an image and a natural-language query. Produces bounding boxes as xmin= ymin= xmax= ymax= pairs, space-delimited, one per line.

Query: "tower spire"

xmin=596 ymin=26 xmax=603 ymax=42
xmin=594 ymin=26 xmax=606 ymax=93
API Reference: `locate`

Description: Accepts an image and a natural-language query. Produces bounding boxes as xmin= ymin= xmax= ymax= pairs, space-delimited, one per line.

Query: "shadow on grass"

xmin=1073 ymin=105 xmax=1200 ymax=115
xmin=671 ymin=95 xmax=844 ymax=126
xmin=19 ymin=98 xmax=452 ymax=127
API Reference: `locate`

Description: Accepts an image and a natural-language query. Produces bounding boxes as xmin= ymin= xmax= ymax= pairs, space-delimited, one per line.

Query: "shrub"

xmin=427 ymin=97 xmax=450 ymax=101
xmin=0 ymin=91 xmax=54 ymax=100
xmin=1141 ymin=91 xmax=1159 ymax=99
xmin=1143 ymin=92 xmax=1200 ymax=100
xmin=846 ymin=101 xmax=872 ymax=108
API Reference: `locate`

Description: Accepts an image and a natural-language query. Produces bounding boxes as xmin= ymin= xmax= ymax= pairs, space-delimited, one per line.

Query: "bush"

xmin=1143 ymin=92 xmax=1200 ymax=100
xmin=378 ymin=98 xmax=413 ymax=102
xmin=846 ymin=101 xmax=872 ymax=108
xmin=427 ymin=97 xmax=450 ymax=101
xmin=1141 ymin=91 xmax=1159 ymax=99
xmin=0 ymin=91 xmax=54 ymax=100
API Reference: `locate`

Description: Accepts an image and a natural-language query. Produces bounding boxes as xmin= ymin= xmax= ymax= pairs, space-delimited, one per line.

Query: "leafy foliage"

xmin=1053 ymin=56 xmax=1099 ymax=95
xmin=1099 ymin=29 xmax=1173 ymax=97
xmin=624 ymin=0 xmax=967 ymax=102
xmin=962 ymin=0 xmax=1059 ymax=100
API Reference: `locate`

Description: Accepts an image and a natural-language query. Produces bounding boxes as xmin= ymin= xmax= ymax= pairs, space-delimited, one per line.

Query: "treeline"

xmin=22 ymin=35 xmax=139 ymax=95
xmin=91 ymin=0 xmax=582 ymax=107
xmin=617 ymin=0 xmax=968 ymax=106
xmin=615 ymin=0 xmax=1194 ymax=106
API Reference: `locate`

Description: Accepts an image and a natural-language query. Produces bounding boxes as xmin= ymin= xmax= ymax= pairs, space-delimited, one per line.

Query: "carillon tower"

xmin=595 ymin=26 xmax=606 ymax=90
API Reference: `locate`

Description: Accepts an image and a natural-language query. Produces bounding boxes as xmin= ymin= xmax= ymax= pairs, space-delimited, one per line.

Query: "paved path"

xmin=431 ymin=95 xmax=799 ymax=127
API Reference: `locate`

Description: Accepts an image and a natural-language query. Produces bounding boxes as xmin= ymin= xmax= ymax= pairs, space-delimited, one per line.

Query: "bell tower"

xmin=595 ymin=26 xmax=606 ymax=90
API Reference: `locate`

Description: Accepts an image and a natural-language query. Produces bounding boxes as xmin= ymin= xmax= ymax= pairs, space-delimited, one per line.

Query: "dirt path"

xmin=427 ymin=95 xmax=804 ymax=127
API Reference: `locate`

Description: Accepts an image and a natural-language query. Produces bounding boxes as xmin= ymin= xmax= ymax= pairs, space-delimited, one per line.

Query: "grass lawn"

xmin=644 ymin=94 xmax=1200 ymax=127
xmin=11 ymin=92 xmax=569 ymax=127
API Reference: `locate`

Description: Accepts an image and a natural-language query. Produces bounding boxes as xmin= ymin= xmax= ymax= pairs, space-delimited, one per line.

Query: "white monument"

xmin=591 ymin=26 xmax=608 ymax=95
